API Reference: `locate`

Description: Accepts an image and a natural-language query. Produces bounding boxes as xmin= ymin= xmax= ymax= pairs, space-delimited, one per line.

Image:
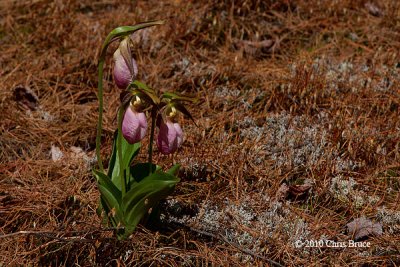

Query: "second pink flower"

xmin=156 ymin=120 xmax=183 ymax=154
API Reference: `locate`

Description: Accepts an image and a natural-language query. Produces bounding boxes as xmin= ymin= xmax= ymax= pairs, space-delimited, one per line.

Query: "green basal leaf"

xmin=93 ymin=170 xmax=122 ymax=201
xmin=129 ymin=163 xmax=162 ymax=185
xmin=123 ymin=172 xmax=179 ymax=209
xmin=122 ymin=180 xmax=166 ymax=213
xmin=97 ymin=197 xmax=117 ymax=227
xmin=123 ymin=189 xmax=171 ymax=237
xmin=96 ymin=165 xmax=119 ymax=227
xmin=98 ymin=184 xmax=123 ymax=223
xmin=122 ymin=172 xmax=179 ymax=229
xmin=109 ymin=130 xmax=141 ymax=190
xmin=93 ymin=170 xmax=123 ymax=223
xmin=141 ymin=171 xmax=180 ymax=183
xmin=123 ymin=179 xmax=179 ymax=229
xmin=167 ymin=164 xmax=181 ymax=175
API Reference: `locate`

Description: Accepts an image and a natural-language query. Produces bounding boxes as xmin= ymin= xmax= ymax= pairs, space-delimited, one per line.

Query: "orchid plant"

xmin=93 ymin=21 xmax=195 ymax=239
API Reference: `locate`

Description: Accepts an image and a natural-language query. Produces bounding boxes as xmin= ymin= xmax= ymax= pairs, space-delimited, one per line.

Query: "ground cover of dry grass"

xmin=0 ymin=0 xmax=399 ymax=265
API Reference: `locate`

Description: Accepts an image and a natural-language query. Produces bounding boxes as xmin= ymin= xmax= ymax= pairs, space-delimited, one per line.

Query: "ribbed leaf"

xmin=97 ymin=197 xmax=118 ymax=227
xmin=129 ymin=163 xmax=161 ymax=185
xmin=122 ymin=172 xmax=180 ymax=229
xmin=109 ymin=130 xmax=140 ymax=190
xmin=141 ymin=171 xmax=180 ymax=183
xmin=93 ymin=170 xmax=122 ymax=201
xmin=98 ymin=184 xmax=124 ymax=223
xmin=123 ymin=189 xmax=171 ymax=236
xmin=123 ymin=172 xmax=179 ymax=210
xmin=93 ymin=170 xmax=123 ymax=222
xmin=123 ymin=180 xmax=169 ymax=213
xmin=123 ymin=182 xmax=178 ymax=231
xmin=167 ymin=164 xmax=181 ymax=175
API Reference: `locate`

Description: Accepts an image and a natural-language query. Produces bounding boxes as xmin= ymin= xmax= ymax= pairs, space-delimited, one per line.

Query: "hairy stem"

xmin=96 ymin=59 xmax=105 ymax=173
xmin=117 ymin=107 xmax=126 ymax=195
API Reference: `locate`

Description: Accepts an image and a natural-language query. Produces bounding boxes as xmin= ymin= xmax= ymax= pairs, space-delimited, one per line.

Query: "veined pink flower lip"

xmin=156 ymin=119 xmax=183 ymax=154
xmin=122 ymin=105 xmax=147 ymax=144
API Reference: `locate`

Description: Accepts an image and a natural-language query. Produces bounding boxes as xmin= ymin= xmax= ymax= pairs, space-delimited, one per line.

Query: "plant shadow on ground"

xmin=0 ymin=0 xmax=399 ymax=265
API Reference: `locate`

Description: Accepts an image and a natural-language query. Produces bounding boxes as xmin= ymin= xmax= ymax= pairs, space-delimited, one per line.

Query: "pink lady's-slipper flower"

xmin=113 ymin=38 xmax=138 ymax=89
xmin=122 ymin=99 xmax=147 ymax=144
xmin=156 ymin=117 xmax=183 ymax=155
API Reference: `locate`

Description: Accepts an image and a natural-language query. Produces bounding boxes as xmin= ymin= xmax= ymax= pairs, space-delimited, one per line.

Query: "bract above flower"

xmin=113 ymin=38 xmax=138 ymax=89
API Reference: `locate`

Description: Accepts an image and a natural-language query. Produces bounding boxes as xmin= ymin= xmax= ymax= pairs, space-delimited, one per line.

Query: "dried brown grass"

xmin=1 ymin=0 xmax=399 ymax=265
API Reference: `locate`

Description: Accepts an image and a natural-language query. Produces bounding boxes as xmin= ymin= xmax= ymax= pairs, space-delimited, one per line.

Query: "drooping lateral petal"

xmin=173 ymin=122 xmax=183 ymax=148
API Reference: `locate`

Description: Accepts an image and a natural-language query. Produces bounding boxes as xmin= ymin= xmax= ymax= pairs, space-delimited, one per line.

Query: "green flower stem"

xmin=117 ymin=107 xmax=126 ymax=195
xmin=148 ymin=107 xmax=157 ymax=174
xmin=96 ymin=59 xmax=105 ymax=173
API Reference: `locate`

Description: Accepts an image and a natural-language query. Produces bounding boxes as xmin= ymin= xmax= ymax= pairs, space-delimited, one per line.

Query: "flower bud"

xmin=156 ymin=119 xmax=183 ymax=155
xmin=122 ymin=102 xmax=147 ymax=144
xmin=113 ymin=38 xmax=138 ymax=89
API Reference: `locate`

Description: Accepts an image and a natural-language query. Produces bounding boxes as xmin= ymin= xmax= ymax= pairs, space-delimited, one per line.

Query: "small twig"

xmin=0 ymin=228 xmax=118 ymax=242
xmin=2 ymin=226 xmax=283 ymax=266
xmin=0 ymin=230 xmax=51 ymax=239
xmin=0 ymin=231 xmax=93 ymax=243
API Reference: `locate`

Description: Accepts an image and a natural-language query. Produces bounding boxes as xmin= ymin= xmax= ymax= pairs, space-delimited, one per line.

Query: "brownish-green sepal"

xmin=171 ymin=101 xmax=197 ymax=126
xmin=120 ymin=90 xmax=134 ymax=106
xmin=162 ymin=92 xmax=198 ymax=103
xmin=99 ymin=20 xmax=165 ymax=59
xmin=129 ymin=80 xmax=160 ymax=105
